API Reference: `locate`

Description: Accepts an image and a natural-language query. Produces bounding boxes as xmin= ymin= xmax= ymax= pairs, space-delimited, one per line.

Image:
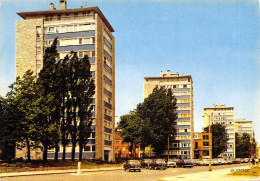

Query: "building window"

xmin=173 ymin=85 xmax=176 ymax=88
xmin=183 ymin=84 xmax=187 ymax=88
xmin=92 ymin=146 xmax=95 ymax=152
xmin=92 ymin=132 xmax=95 ymax=138
xmin=57 ymin=14 xmax=61 ymax=20
xmin=84 ymin=146 xmax=91 ymax=151
xmin=203 ymin=142 xmax=209 ymax=147
xmin=74 ymin=12 xmax=78 ymax=18
xmin=79 ymin=38 xmax=82 ymax=45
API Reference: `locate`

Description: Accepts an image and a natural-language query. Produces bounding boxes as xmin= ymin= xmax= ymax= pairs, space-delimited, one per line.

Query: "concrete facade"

xmin=16 ymin=0 xmax=115 ymax=161
xmin=143 ymin=70 xmax=194 ymax=159
xmin=203 ymin=104 xmax=235 ymax=159
xmin=234 ymin=119 xmax=254 ymax=138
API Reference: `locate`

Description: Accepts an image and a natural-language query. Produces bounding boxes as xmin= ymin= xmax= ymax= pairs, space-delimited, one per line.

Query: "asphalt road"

xmin=2 ymin=163 xmax=248 ymax=181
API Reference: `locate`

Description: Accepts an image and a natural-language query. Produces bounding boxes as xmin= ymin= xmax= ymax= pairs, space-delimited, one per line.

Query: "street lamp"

xmin=203 ymin=113 xmax=212 ymax=171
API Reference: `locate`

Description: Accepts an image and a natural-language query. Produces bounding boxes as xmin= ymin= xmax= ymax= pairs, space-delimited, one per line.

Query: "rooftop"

xmin=17 ymin=6 xmax=114 ymax=32
xmin=144 ymin=70 xmax=192 ymax=81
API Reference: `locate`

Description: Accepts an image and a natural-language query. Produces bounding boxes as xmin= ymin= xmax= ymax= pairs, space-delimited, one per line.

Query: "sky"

xmin=0 ymin=0 xmax=260 ymax=143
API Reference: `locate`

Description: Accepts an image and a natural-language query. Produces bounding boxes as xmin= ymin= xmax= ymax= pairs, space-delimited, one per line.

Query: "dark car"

xmin=141 ymin=159 xmax=153 ymax=169
xmin=123 ymin=160 xmax=141 ymax=172
xmin=176 ymin=159 xmax=193 ymax=168
xmin=149 ymin=159 xmax=167 ymax=170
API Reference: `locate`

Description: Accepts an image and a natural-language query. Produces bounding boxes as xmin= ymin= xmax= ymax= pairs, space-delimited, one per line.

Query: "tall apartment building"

xmin=143 ymin=70 xmax=194 ymax=159
xmin=203 ymin=104 xmax=235 ymax=159
xmin=234 ymin=119 xmax=254 ymax=137
xmin=16 ymin=0 xmax=115 ymax=161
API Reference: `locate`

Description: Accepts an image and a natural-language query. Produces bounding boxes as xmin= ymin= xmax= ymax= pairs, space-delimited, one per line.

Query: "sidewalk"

xmin=160 ymin=165 xmax=260 ymax=181
xmin=0 ymin=167 xmax=123 ymax=178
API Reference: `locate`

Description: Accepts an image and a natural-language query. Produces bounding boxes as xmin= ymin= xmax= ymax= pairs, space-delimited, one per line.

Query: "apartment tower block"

xmin=143 ymin=70 xmax=194 ymax=159
xmin=16 ymin=0 xmax=115 ymax=161
xmin=203 ymin=104 xmax=235 ymax=159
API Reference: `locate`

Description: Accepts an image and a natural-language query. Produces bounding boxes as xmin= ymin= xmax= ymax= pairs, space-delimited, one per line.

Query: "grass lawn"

xmin=0 ymin=160 xmax=122 ymax=173
xmin=229 ymin=167 xmax=260 ymax=177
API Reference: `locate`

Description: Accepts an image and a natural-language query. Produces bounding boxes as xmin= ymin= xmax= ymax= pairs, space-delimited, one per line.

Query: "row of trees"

xmin=0 ymin=38 xmax=95 ymax=161
xmin=119 ymin=87 xmax=178 ymax=157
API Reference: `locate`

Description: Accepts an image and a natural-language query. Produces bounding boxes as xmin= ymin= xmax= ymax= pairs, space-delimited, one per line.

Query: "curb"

xmin=0 ymin=167 xmax=123 ymax=178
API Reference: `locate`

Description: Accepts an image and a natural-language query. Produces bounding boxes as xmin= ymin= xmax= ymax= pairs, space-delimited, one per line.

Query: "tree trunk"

xmin=79 ymin=142 xmax=83 ymax=161
xmin=62 ymin=142 xmax=66 ymax=161
xmin=26 ymin=137 xmax=31 ymax=161
xmin=71 ymin=141 xmax=76 ymax=161
xmin=43 ymin=144 xmax=48 ymax=162
xmin=54 ymin=141 xmax=59 ymax=162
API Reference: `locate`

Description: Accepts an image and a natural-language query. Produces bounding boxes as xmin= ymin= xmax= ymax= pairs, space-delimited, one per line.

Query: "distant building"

xmin=203 ymin=103 xmax=235 ymax=159
xmin=115 ymin=130 xmax=140 ymax=158
xmin=143 ymin=70 xmax=194 ymax=159
xmin=256 ymin=144 xmax=260 ymax=159
xmin=193 ymin=132 xmax=211 ymax=159
xmin=15 ymin=0 xmax=115 ymax=161
xmin=234 ymin=119 xmax=254 ymax=137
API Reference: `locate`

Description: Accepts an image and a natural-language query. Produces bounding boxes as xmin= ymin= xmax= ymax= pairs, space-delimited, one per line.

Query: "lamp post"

xmin=203 ymin=113 xmax=212 ymax=171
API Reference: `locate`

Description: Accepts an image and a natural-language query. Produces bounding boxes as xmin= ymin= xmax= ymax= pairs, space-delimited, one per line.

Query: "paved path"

xmin=160 ymin=165 xmax=260 ymax=181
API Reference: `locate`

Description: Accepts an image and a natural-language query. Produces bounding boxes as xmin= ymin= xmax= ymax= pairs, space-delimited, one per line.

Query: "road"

xmin=2 ymin=163 xmax=248 ymax=181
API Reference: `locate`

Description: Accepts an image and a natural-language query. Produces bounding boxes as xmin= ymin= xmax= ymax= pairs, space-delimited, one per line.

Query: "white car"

xmin=167 ymin=159 xmax=177 ymax=168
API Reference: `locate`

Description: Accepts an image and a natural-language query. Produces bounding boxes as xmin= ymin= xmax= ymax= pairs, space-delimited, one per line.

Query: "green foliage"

xmin=235 ymin=132 xmax=251 ymax=158
xmin=119 ymin=87 xmax=178 ymax=156
xmin=144 ymin=145 xmax=155 ymax=157
xmin=204 ymin=123 xmax=228 ymax=158
xmin=0 ymin=96 xmax=16 ymax=160
xmin=0 ymin=38 xmax=95 ymax=162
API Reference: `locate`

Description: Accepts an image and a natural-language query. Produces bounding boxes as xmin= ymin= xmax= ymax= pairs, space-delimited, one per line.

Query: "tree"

xmin=204 ymin=123 xmax=228 ymax=158
xmin=144 ymin=145 xmax=155 ymax=157
xmin=5 ymin=70 xmax=37 ymax=161
xmin=0 ymin=96 xmax=16 ymax=161
xmin=77 ymin=55 xmax=95 ymax=161
xmin=35 ymin=38 xmax=59 ymax=162
xmin=235 ymin=132 xmax=251 ymax=158
xmin=119 ymin=87 xmax=178 ymax=156
xmin=119 ymin=112 xmax=141 ymax=156
xmin=137 ymin=87 xmax=177 ymax=156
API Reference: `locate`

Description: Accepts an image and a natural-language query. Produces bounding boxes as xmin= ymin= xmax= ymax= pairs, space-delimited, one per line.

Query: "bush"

xmin=16 ymin=162 xmax=24 ymax=167
xmin=9 ymin=164 xmax=17 ymax=167
xmin=1 ymin=163 xmax=9 ymax=167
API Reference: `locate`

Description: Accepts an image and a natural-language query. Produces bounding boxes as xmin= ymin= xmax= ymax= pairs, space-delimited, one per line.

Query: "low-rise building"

xmin=193 ymin=132 xmax=211 ymax=159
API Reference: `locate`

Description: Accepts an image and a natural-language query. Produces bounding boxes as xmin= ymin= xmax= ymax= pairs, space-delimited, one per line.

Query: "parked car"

xmin=141 ymin=159 xmax=153 ymax=169
xmin=123 ymin=160 xmax=141 ymax=172
xmin=232 ymin=159 xmax=241 ymax=164
xmin=176 ymin=159 xmax=193 ymax=168
xmin=149 ymin=159 xmax=167 ymax=170
xmin=217 ymin=158 xmax=227 ymax=165
xmin=211 ymin=159 xmax=220 ymax=166
xmin=189 ymin=159 xmax=199 ymax=166
xmin=198 ymin=159 xmax=209 ymax=166
xmin=167 ymin=159 xmax=177 ymax=168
